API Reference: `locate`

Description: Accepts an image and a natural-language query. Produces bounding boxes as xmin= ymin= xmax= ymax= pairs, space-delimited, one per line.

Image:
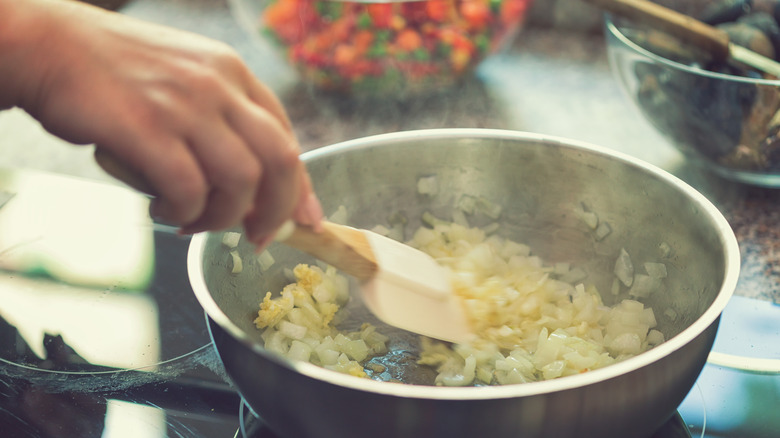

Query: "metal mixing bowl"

xmin=189 ymin=129 xmax=739 ymax=438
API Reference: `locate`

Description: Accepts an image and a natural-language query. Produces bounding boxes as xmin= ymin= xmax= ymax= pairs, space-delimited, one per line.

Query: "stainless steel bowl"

xmin=189 ymin=129 xmax=739 ymax=438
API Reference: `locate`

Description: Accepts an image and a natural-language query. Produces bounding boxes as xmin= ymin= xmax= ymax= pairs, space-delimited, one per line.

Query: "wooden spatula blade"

xmin=278 ymin=221 xmax=474 ymax=343
xmin=360 ymin=231 xmax=474 ymax=344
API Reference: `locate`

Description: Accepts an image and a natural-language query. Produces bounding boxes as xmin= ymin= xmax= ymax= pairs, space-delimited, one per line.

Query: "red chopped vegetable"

xmin=261 ymin=0 xmax=534 ymax=96
xmin=426 ymin=0 xmax=455 ymax=22
xmin=396 ymin=28 xmax=423 ymax=51
xmin=367 ymin=3 xmax=395 ymax=29
xmin=460 ymin=0 xmax=492 ymax=30
xmin=501 ymin=0 xmax=531 ymax=25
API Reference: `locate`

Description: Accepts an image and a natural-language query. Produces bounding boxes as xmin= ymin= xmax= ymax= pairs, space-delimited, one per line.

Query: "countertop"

xmin=1 ymin=0 xmax=779 ymax=305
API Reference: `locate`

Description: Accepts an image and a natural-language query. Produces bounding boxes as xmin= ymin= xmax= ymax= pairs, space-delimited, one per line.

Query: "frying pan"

xmin=189 ymin=129 xmax=740 ymax=438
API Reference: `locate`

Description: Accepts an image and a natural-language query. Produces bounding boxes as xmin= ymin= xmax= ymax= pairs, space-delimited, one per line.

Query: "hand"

xmin=0 ymin=0 xmax=322 ymax=245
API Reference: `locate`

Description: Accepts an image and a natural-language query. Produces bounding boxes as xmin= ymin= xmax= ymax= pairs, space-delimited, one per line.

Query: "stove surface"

xmin=1 ymin=169 xmax=776 ymax=438
xmin=0 ymin=169 xmax=242 ymax=437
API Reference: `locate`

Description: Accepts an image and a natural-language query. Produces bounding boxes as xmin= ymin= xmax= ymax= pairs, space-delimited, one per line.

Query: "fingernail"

xmin=149 ymin=200 xmax=174 ymax=225
xmin=178 ymin=226 xmax=200 ymax=236
xmin=299 ymin=193 xmax=324 ymax=231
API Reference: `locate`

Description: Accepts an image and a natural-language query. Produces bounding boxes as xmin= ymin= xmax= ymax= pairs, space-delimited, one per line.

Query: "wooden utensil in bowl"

xmin=586 ymin=0 xmax=780 ymax=77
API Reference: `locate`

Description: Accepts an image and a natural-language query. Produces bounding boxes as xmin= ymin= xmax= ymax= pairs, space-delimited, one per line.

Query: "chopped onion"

xmin=595 ymin=221 xmax=612 ymax=241
xmin=644 ymin=262 xmax=668 ymax=279
xmin=417 ymin=175 xmax=439 ymax=196
xmin=415 ymin=222 xmax=661 ymax=386
xmin=610 ymin=277 xmax=621 ymax=295
xmin=222 ymin=231 xmax=242 ymax=248
xmin=658 ymin=242 xmax=672 ymax=258
xmin=253 ymin=265 xmax=387 ymax=380
xmin=647 ymin=329 xmax=665 ymax=345
xmin=287 ymin=340 xmax=313 ymax=362
xmin=456 ymin=195 xmax=478 ymax=215
xmin=229 ymin=250 xmax=243 ymax=274
xmin=273 ymin=220 xmax=295 ymax=242
xmin=628 ymin=274 xmax=662 ymax=298
xmin=257 ymin=250 xmax=275 ymax=272
xmin=609 ymin=332 xmax=642 ymax=355
xmin=476 ymin=196 xmax=502 ymax=219
xmin=279 ymin=320 xmax=307 ymax=340
xmin=577 ymin=206 xmax=599 ymax=230
xmin=614 ymin=248 xmax=634 ymax=287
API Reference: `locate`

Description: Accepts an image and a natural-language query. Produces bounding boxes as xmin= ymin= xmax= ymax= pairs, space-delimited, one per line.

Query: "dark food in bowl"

xmin=605 ymin=1 xmax=780 ymax=184
xmin=258 ymin=0 xmax=533 ymax=96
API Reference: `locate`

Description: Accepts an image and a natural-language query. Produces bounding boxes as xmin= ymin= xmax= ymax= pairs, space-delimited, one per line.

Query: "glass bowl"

xmin=604 ymin=13 xmax=780 ymax=187
xmin=229 ymin=0 xmax=534 ymax=98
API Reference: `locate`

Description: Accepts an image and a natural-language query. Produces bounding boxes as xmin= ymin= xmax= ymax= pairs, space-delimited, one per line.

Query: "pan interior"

xmin=198 ymin=131 xmax=730 ymax=387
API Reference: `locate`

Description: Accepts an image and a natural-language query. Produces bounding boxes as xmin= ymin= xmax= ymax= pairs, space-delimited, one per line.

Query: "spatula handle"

xmin=586 ymin=0 xmax=731 ymax=62
xmin=276 ymin=221 xmax=378 ymax=281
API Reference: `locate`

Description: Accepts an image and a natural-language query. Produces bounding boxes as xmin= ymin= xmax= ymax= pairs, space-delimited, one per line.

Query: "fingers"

xmin=292 ymin=171 xmax=324 ymax=231
xmin=96 ymin=125 xmax=261 ymax=234
xmin=243 ymin=76 xmax=324 ymax=234
xmin=94 ymin=148 xmax=156 ymax=195
xmin=242 ymin=66 xmax=294 ymax=134
xmin=177 ymin=119 xmax=260 ymax=234
xmin=179 ymin=67 xmax=307 ymax=236
xmin=227 ymin=99 xmax=304 ymax=244
xmin=95 ymin=84 xmax=315 ymax=240
xmin=96 ymin=136 xmax=210 ymax=226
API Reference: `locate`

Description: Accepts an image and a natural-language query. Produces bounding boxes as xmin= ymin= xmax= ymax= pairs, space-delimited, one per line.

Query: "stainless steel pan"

xmin=189 ymin=129 xmax=740 ymax=438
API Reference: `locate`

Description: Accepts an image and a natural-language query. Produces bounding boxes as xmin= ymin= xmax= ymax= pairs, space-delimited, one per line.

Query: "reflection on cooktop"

xmin=0 ymin=171 xmax=212 ymax=375
xmin=0 ymin=221 xmax=242 ymax=437
xmin=0 ymin=169 xmax=242 ymax=437
xmin=0 ymin=367 xmax=242 ymax=438
xmin=0 ymin=227 xmax=216 ymax=383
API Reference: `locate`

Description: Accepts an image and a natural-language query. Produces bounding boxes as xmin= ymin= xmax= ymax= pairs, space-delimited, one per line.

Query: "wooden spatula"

xmin=586 ymin=0 xmax=780 ymax=78
xmin=95 ymin=149 xmax=474 ymax=343
xmin=274 ymin=220 xmax=473 ymax=343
